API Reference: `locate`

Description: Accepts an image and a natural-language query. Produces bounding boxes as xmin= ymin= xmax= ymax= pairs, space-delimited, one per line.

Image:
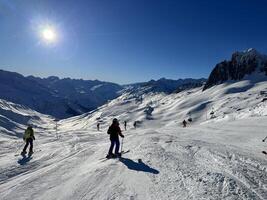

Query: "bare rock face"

xmin=203 ymin=49 xmax=267 ymax=91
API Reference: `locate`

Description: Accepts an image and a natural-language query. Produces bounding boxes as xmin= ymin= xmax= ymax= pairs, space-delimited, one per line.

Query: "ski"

xmin=15 ymin=149 xmax=41 ymax=157
xmin=121 ymin=150 xmax=130 ymax=154
xmin=100 ymin=150 xmax=130 ymax=161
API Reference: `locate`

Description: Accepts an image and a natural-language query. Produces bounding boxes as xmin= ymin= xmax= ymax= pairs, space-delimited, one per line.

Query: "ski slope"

xmin=0 ymin=79 xmax=267 ymax=200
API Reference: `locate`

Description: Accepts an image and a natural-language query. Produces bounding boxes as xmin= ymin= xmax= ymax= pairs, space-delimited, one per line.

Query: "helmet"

xmin=112 ymin=118 xmax=119 ymax=125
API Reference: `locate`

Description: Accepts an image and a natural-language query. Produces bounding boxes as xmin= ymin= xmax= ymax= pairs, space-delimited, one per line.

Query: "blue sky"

xmin=0 ymin=0 xmax=267 ymax=84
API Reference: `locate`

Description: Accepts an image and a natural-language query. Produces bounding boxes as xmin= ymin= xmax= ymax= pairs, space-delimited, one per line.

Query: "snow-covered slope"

xmin=60 ymin=77 xmax=267 ymax=132
xmin=0 ymin=99 xmax=55 ymax=138
xmin=0 ymin=81 xmax=267 ymax=199
xmin=0 ymin=69 xmax=267 ymax=199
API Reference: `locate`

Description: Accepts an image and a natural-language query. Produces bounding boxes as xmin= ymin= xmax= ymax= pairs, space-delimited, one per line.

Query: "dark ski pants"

xmin=23 ymin=138 xmax=33 ymax=153
xmin=108 ymin=138 xmax=120 ymax=155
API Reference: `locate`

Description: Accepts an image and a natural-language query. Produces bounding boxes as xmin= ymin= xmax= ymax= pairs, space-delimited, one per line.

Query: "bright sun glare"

xmin=41 ymin=27 xmax=57 ymax=43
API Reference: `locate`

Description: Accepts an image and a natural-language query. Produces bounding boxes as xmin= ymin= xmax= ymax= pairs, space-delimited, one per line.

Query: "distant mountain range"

xmin=0 ymin=70 xmax=206 ymax=119
xmin=123 ymin=78 xmax=206 ymax=95
xmin=0 ymin=70 xmax=122 ymax=119
xmin=1 ymin=48 xmax=266 ymax=119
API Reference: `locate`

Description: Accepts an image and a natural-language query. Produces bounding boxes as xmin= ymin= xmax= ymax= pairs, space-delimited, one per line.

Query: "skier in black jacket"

xmin=182 ymin=120 xmax=187 ymax=127
xmin=106 ymin=118 xmax=124 ymax=158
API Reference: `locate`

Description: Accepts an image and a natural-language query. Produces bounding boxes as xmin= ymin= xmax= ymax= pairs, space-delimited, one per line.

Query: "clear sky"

xmin=1 ymin=0 xmax=267 ymax=84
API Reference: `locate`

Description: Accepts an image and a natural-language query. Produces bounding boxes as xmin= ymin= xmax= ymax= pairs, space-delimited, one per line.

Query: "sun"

xmin=41 ymin=27 xmax=57 ymax=43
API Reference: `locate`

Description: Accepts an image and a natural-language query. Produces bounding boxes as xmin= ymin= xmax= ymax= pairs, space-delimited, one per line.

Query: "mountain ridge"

xmin=0 ymin=69 xmax=206 ymax=119
xmin=203 ymin=48 xmax=267 ymax=90
xmin=0 ymin=69 xmax=123 ymax=119
xmin=2 ymin=48 xmax=267 ymax=118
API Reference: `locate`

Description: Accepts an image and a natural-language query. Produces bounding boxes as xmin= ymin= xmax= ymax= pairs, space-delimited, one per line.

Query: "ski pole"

xmin=263 ymin=136 xmax=267 ymax=142
xmin=16 ymin=140 xmax=25 ymax=154
xmin=121 ymin=138 xmax=124 ymax=153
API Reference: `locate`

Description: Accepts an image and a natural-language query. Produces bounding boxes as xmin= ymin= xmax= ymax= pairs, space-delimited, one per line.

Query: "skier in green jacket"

xmin=21 ymin=126 xmax=35 ymax=155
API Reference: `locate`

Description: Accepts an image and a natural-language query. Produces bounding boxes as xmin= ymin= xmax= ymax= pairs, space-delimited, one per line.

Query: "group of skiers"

xmin=97 ymin=120 xmax=137 ymax=131
xmin=21 ymin=119 xmax=267 ymax=157
xmin=20 ymin=117 xmax=190 ymax=157
xmin=182 ymin=117 xmax=193 ymax=127
xmin=21 ymin=119 xmax=125 ymax=158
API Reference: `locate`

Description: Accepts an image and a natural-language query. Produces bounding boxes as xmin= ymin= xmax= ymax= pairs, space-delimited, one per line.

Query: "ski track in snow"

xmin=0 ymin=119 xmax=266 ymax=200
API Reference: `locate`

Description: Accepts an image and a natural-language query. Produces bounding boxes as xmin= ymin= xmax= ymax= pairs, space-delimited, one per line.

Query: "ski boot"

xmin=28 ymin=151 xmax=33 ymax=156
xmin=106 ymin=153 xmax=116 ymax=159
xmin=115 ymin=152 xmax=122 ymax=158
xmin=21 ymin=151 xmax=27 ymax=156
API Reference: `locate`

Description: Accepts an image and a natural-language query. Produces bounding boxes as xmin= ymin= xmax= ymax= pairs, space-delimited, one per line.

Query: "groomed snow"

xmin=0 ymin=80 xmax=267 ymax=200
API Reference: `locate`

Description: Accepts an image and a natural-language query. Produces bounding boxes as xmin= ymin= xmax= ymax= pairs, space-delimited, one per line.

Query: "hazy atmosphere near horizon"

xmin=1 ymin=0 xmax=267 ymax=84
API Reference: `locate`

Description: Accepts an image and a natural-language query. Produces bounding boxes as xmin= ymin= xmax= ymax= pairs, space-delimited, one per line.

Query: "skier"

xmin=133 ymin=121 xmax=137 ymax=129
xmin=106 ymin=118 xmax=124 ymax=158
xmin=97 ymin=123 xmax=100 ymax=131
xmin=124 ymin=121 xmax=127 ymax=131
xmin=21 ymin=126 xmax=35 ymax=155
xmin=263 ymin=136 xmax=267 ymax=155
xmin=182 ymin=120 xmax=187 ymax=128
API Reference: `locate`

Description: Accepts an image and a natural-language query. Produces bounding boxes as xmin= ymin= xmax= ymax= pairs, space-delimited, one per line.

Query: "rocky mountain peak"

xmin=203 ymin=49 xmax=267 ymax=90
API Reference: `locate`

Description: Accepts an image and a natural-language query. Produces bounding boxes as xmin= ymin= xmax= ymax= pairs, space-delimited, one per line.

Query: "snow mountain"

xmin=1 ymin=49 xmax=267 ymax=199
xmin=123 ymin=78 xmax=206 ymax=95
xmin=204 ymin=48 xmax=267 ymax=90
xmin=1 ymin=75 xmax=267 ymax=199
xmin=0 ymin=70 xmax=123 ymax=119
xmin=27 ymin=75 xmax=123 ymax=116
xmin=0 ymin=69 xmax=206 ymax=119
xmin=60 ymin=75 xmax=267 ymax=132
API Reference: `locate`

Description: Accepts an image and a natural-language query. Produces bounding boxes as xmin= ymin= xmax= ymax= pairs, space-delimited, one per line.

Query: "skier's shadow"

xmin=119 ymin=158 xmax=159 ymax=174
xmin=17 ymin=155 xmax=32 ymax=165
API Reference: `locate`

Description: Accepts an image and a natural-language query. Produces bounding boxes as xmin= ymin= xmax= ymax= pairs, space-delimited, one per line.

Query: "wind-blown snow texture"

xmin=0 ymin=77 xmax=267 ymax=199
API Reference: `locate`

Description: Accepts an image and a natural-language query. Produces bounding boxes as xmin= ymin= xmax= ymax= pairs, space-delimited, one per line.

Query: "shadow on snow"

xmin=17 ymin=155 xmax=32 ymax=165
xmin=119 ymin=158 xmax=159 ymax=174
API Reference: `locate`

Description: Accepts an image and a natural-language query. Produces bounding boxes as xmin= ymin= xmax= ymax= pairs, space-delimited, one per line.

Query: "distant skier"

xmin=106 ymin=118 xmax=124 ymax=158
xmin=124 ymin=121 xmax=127 ymax=131
xmin=97 ymin=123 xmax=100 ymax=131
xmin=182 ymin=120 xmax=187 ymax=128
xmin=21 ymin=126 xmax=35 ymax=155
xmin=133 ymin=121 xmax=137 ymax=129
xmin=263 ymin=136 xmax=267 ymax=155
